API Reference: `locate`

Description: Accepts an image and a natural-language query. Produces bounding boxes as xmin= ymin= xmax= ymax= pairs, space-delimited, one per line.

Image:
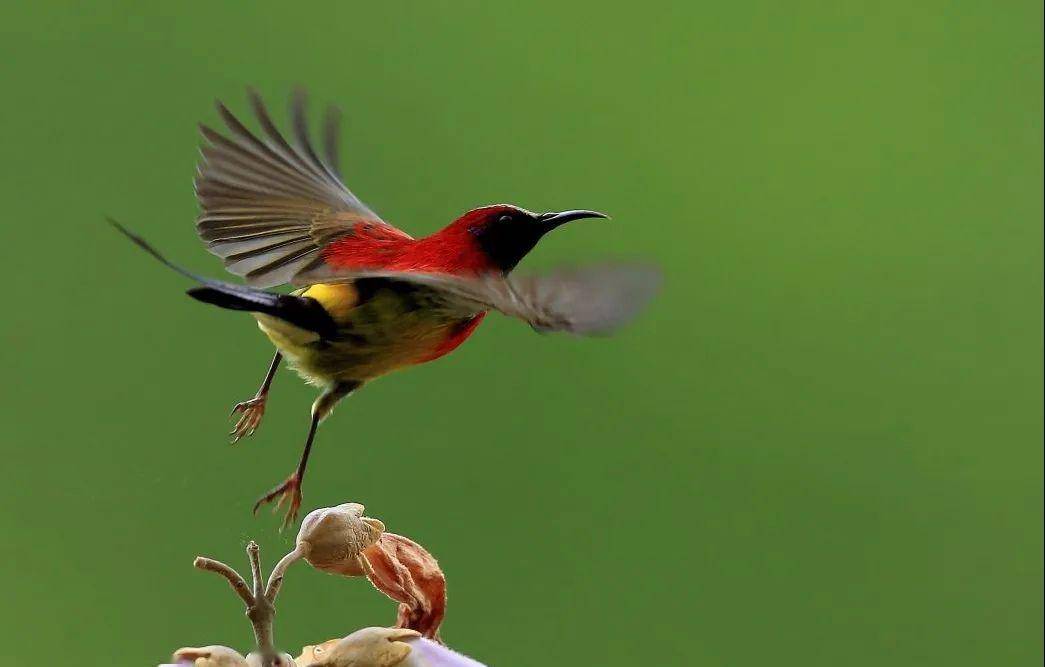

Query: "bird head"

xmin=451 ymin=204 xmax=608 ymax=273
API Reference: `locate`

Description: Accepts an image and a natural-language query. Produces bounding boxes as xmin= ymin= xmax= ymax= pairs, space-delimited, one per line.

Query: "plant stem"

xmin=194 ymin=541 xmax=302 ymax=667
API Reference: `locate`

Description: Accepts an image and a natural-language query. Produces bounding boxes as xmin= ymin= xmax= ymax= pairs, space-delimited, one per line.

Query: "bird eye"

xmin=498 ymin=214 xmax=512 ymax=224
xmin=314 ymin=646 xmax=324 ymax=655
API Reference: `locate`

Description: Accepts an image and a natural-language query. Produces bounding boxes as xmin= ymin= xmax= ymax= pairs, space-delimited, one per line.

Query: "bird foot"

xmin=229 ymin=394 xmax=267 ymax=443
xmin=253 ymin=473 xmax=302 ymax=531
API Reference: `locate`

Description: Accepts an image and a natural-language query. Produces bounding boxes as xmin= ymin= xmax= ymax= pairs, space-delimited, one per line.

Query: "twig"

xmin=193 ymin=541 xmax=302 ymax=667
xmin=193 ymin=556 xmax=253 ymax=607
xmin=247 ymin=541 xmax=265 ymax=597
xmin=266 ymin=545 xmax=305 ymax=601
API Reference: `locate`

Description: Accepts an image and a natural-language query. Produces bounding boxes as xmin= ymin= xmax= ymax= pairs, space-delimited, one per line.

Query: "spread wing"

xmin=195 ymin=89 xmax=412 ymax=288
xmin=344 ymin=264 xmax=662 ymax=335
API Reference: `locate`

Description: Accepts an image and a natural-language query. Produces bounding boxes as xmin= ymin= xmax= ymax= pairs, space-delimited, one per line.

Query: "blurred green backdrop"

xmin=0 ymin=2 xmax=1040 ymax=665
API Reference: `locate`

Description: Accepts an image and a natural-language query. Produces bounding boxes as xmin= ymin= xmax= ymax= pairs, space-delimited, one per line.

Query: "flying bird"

xmin=116 ymin=90 xmax=660 ymax=528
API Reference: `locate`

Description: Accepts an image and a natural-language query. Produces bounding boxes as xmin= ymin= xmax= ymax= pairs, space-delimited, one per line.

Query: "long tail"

xmin=109 ymin=219 xmax=338 ymax=338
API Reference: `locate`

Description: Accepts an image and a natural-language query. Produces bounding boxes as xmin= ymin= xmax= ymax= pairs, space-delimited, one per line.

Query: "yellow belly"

xmin=254 ymin=281 xmax=465 ymax=386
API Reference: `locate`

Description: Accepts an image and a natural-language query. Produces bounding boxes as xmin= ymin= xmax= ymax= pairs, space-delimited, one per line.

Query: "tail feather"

xmin=185 ymin=284 xmax=338 ymax=338
xmin=110 ymin=218 xmax=338 ymax=338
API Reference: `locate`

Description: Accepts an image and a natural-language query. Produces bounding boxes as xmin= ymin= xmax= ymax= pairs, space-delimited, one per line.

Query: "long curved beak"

xmin=538 ymin=209 xmax=609 ymax=229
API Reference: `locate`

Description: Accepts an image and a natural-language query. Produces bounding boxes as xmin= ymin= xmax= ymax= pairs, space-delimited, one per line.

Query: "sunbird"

xmin=116 ymin=90 xmax=660 ymax=528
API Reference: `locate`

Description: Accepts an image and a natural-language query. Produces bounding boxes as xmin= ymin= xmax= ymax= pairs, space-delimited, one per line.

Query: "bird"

xmin=115 ymin=90 xmax=660 ymax=529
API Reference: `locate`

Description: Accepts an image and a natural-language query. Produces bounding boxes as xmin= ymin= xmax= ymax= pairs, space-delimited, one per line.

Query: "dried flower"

xmin=363 ymin=533 xmax=447 ymax=641
xmin=294 ymin=503 xmax=446 ymax=639
xmin=296 ymin=503 xmax=385 ymax=576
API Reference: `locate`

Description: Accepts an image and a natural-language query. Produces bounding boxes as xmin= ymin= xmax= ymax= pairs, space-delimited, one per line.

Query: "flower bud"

xmin=166 ymin=647 xmax=296 ymax=667
xmin=295 ymin=631 xmax=490 ymax=667
xmin=245 ymin=652 xmax=296 ymax=666
xmin=295 ymin=627 xmax=418 ymax=667
xmin=296 ymin=503 xmax=385 ymax=577
xmin=168 ymin=645 xmax=248 ymax=666
xmin=294 ymin=637 xmax=340 ymax=667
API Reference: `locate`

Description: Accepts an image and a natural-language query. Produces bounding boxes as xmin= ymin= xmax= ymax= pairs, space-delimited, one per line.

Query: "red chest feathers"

xmin=416 ymin=312 xmax=487 ymax=364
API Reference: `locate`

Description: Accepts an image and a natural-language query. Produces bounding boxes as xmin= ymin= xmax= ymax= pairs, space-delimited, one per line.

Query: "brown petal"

xmin=362 ymin=533 xmax=447 ymax=641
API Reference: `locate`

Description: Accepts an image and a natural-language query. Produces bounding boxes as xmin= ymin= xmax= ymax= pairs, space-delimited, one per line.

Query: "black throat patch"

xmin=472 ymin=219 xmax=547 ymax=273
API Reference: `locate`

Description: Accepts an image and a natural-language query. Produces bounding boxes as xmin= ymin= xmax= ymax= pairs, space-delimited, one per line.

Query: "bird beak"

xmin=538 ymin=209 xmax=609 ymax=229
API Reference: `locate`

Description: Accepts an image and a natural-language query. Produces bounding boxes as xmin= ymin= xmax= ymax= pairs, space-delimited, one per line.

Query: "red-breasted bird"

xmin=115 ymin=90 xmax=659 ymax=528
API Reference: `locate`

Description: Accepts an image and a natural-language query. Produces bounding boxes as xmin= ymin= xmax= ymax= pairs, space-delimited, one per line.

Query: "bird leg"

xmin=252 ymin=419 xmax=314 ymax=531
xmin=230 ymin=351 xmax=283 ymax=443
xmin=253 ymin=380 xmax=360 ymax=529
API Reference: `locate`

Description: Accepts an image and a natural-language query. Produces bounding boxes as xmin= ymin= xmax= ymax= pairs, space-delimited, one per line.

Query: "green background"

xmin=0 ymin=2 xmax=1040 ymax=665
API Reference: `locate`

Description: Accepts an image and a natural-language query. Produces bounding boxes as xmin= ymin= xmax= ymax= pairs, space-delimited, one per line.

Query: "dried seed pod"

xmin=292 ymin=504 xmax=446 ymax=643
xmin=296 ymin=503 xmax=385 ymax=576
xmin=363 ymin=533 xmax=447 ymax=641
xmin=295 ymin=627 xmax=419 ymax=667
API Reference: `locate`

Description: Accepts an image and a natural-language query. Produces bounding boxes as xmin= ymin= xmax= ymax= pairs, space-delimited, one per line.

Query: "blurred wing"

xmin=494 ymin=264 xmax=661 ymax=334
xmin=195 ymin=89 xmax=412 ymax=287
xmin=346 ymin=264 xmax=662 ymax=335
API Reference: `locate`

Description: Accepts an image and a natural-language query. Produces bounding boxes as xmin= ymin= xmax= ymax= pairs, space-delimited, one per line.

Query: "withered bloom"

xmin=295 ymin=504 xmax=447 ymax=641
xmin=363 ymin=533 xmax=447 ymax=641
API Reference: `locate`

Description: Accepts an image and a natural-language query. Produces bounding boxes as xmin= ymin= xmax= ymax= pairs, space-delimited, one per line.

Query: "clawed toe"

xmin=229 ymin=395 xmax=267 ymax=443
xmin=253 ymin=474 xmax=302 ymax=530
